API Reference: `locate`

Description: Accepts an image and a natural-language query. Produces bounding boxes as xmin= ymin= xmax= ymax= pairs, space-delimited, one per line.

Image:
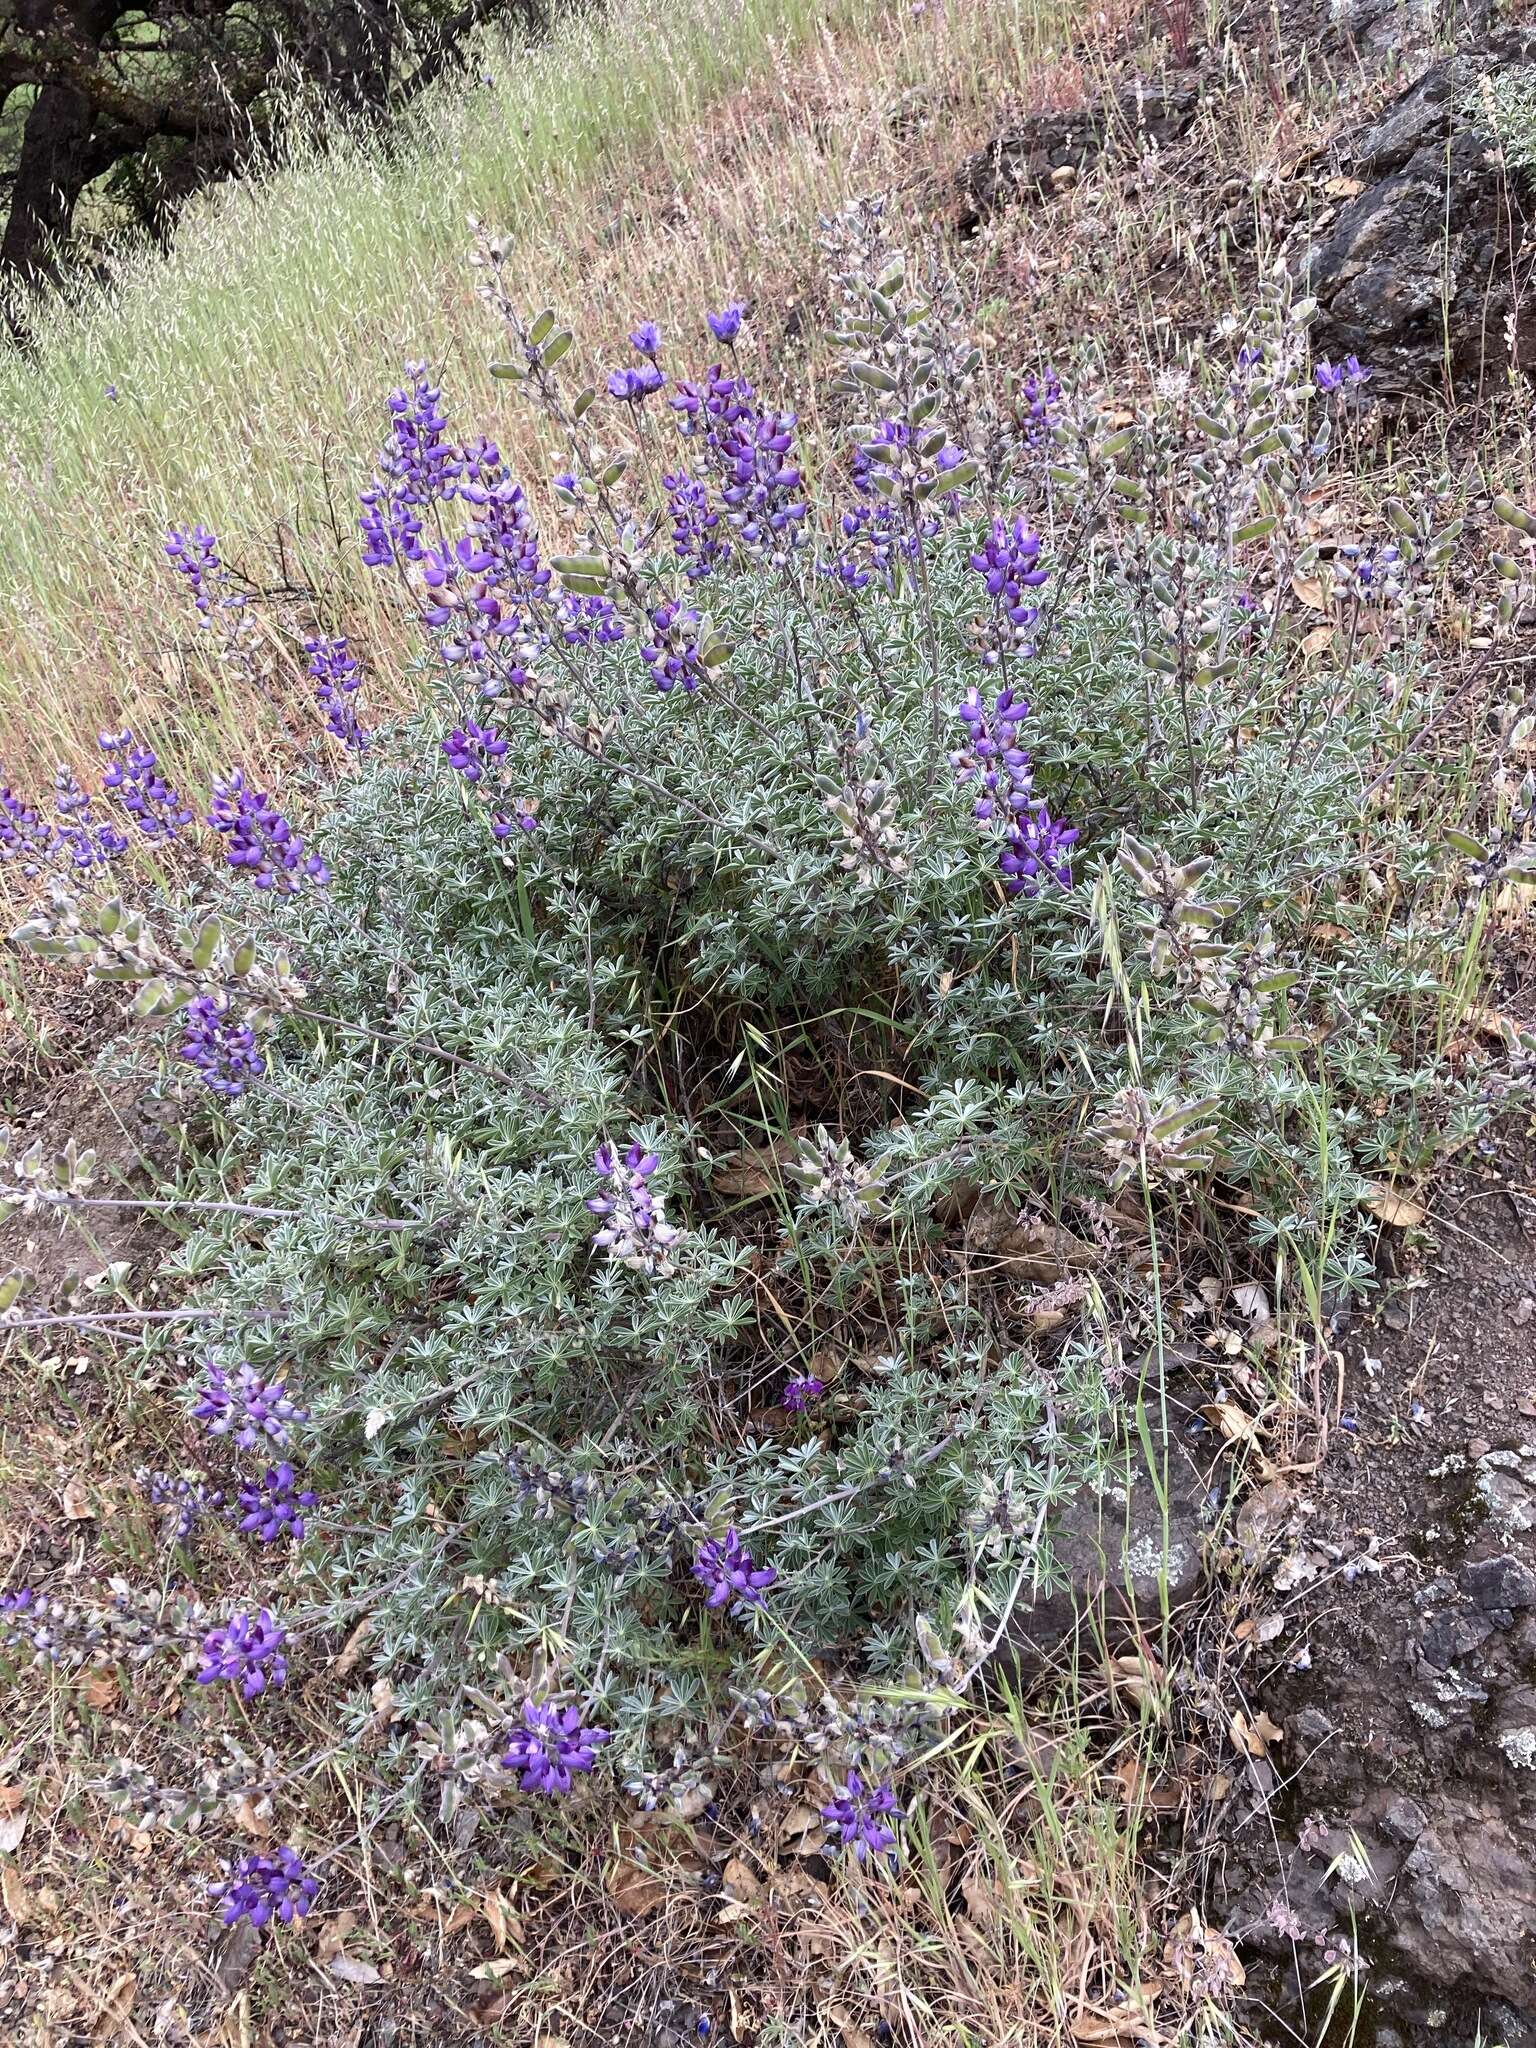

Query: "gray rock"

xmin=1299 ymin=29 xmax=1536 ymax=397
xmin=954 ymin=81 xmax=1201 ymax=230
xmin=1420 ymin=1606 xmax=1494 ymax=1671
xmin=995 ymin=1356 xmax=1209 ymax=1680
xmin=1382 ymin=1795 xmax=1428 ymax=1845
xmin=1463 ymin=1554 xmax=1536 ymax=1612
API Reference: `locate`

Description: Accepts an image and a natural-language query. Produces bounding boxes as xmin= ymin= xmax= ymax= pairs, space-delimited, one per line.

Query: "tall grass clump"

xmin=5 ymin=211 xmax=1534 ymax=2034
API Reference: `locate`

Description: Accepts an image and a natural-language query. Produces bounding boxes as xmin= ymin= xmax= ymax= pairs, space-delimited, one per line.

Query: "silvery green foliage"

xmin=23 ymin=255 xmax=1517 ymax=1792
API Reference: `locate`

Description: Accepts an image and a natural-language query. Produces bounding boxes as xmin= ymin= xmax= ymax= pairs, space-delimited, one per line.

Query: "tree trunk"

xmin=1 ymin=78 xmax=100 ymax=288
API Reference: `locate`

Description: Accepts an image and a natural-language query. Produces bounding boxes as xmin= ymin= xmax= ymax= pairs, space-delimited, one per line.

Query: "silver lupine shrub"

xmin=7 ymin=215 xmax=1533 ymax=1893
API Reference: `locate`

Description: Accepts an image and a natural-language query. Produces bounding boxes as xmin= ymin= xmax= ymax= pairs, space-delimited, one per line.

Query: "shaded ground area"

xmin=1221 ymin=1130 xmax=1536 ymax=2045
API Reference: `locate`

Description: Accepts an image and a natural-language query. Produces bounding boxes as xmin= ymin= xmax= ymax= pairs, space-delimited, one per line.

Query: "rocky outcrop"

xmin=1298 ymin=29 xmax=1536 ymax=397
xmin=954 ymin=81 xmax=1201 ymax=234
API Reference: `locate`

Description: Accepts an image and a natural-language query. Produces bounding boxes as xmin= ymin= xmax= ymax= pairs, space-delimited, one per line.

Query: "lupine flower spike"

xmin=500 ymin=1701 xmax=609 ymax=1794
xmin=693 ymin=1528 xmax=776 ymax=1609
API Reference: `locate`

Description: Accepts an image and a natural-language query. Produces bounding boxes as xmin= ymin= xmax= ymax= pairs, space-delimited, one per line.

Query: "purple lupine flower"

xmin=692 ymin=1527 xmax=776 ymax=1610
xmin=105 ymin=383 xmax=119 ymax=401
xmin=98 ymin=731 xmax=193 ymax=838
xmin=587 ymin=1140 xmax=683 ymax=1271
xmin=559 ymin=592 xmax=627 ymax=647
xmin=179 ymin=994 xmax=267 ymax=1097
xmin=969 ymin=516 xmax=1048 ymax=665
xmin=303 ymin=636 xmax=368 ymax=753
xmin=441 ymin=720 xmax=508 ymax=783
xmin=641 ymin=601 xmax=707 ymax=694
xmin=951 ymin=684 xmax=1076 ymax=896
xmin=194 ymin=1360 xmax=308 ymax=1451
xmin=0 ymin=783 xmax=52 ymax=873
xmin=207 ymin=772 xmax=328 ymax=892
xmin=237 ymin=1463 xmax=316 ymax=1545
xmin=212 ymin=1846 xmax=317 ymax=1930
xmin=821 ymin=1772 xmax=900 ymax=1860
xmin=197 ymin=1609 xmax=289 ymax=1698
xmin=499 ymin=1700 xmax=610 ymax=1794
xmin=422 ymin=460 xmax=552 ymax=677
xmin=706 ymin=303 xmax=745 ymax=345
xmin=669 ymin=364 xmax=756 ymax=441
xmin=51 ymin=767 xmax=127 ymax=871
xmin=629 ymin=321 xmax=661 ymax=357
xmin=165 ymin=525 xmax=244 ymax=630
xmin=1018 ymin=368 xmax=1062 ymax=445
xmin=665 ymin=472 xmax=729 ymax=581
xmin=607 ymin=363 xmax=665 ymax=405
xmin=1000 ymin=797 xmax=1077 ymax=897
xmin=358 ymin=362 xmax=455 ymax=570
xmin=713 ymin=403 xmax=807 ymax=560
xmin=1316 ymin=356 xmax=1371 ymax=395
xmin=138 ymin=1467 xmax=225 ymax=1544
xmin=952 ymin=683 xmax=1033 ymax=825
xmin=781 ymin=1375 xmax=825 ymax=1413
xmin=827 ymin=501 xmax=913 ymax=592
xmin=491 ymin=801 xmax=538 ymax=839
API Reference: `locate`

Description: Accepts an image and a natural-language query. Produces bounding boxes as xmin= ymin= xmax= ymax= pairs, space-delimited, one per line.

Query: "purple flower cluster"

xmin=781 ymin=1375 xmax=825 ymax=1413
xmin=559 ymin=591 xmax=626 ymax=648
xmin=607 ymin=362 xmax=665 ymax=405
xmin=1000 ymin=798 xmax=1078 ymax=897
xmin=98 ymin=730 xmax=193 ymax=838
xmin=165 ymin=525 xmax=245 ymax=631
xmin=499 ymin=1700 xmax=610 ymax=1794
xmin=236 ymin=1463 xmax=316 ymax=1544
xmin=1 ymin=783 xmax=51 ymax=872
xmin=198 ymin=1608 xmax=289 ymax=1698
xmin=179 ymin=995 xmax=266 ymax=1097
xmin=138 ymin=1467 xmax=225 ymax=1544
xmin=693 ymin=1527 xmax=776 ymax=1610
xmin=969 ymin=515 xmax=1048 ymax=665
xmin=358 ymin=362 xmax=455 ymax=569
xmin=303 ymin=636 xmax=368 ymax=753
xmin=827 ymin=500 xmax=913 ymax=592
xmin=669 ymin=364 xmax=805 ymax=561
xmin=1315 ymin=355 xmax=1371 ymax=394
xmin=587 ymin=1140 xmax=683 ymax=1272
xmin=952 ymin=683 xmax=1076 ymax=897
xmin=953 ymin=683 xmax=1033 ymax=826
xmin=1018 ymin=368 xmax=1062 ymax=446
xmin=629 ymin=321 xmax=661 ymax=357
xmin=665 ymin=472 xmax=729 ymax=581
xmin=442 ymin=719 xmax=507 ymax=782
xmin=821 ymin=1772 xmax=900 ymax=1860
xmin=421 ymin=453 xmax=552 ymax=676
xmin=195 ymin=1360 xmax=307 ymax=1451
xmin=640 ymin=602 xmax=706 ymax=694
xmin=207 ymin=772 xmax=329 ymax=893
xmin=51 ymin=767 xmax=128 ymax=871
xmin=212 ymin=1846 xmax=317 ymax=1930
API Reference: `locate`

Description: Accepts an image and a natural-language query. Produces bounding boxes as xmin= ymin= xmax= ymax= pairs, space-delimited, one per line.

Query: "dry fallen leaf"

xmin=779 ymin=1802 xmax=826 ymax=1855
xmin=1364 ymin=1184 xmax=1427 ymax=1229
xmin=1202 ymin=1400 xmax=1258 ymax=1445
xmin=78 ymin=1668 xmax=119 ymax=1712
xmin=61 ymin=1477 xmax=92 ymax=1521
xmin=1 ymin=1862 xmax=33 ymax=1925
xmin=1290 ymin=573 xmax=1327 ymax=612
xmin=331 ymin=1616 xmax=373 ymax=1679
xmin=327 ymin=1955 xmax=384 ymax=1987
xmin=1229 ymin=1709 xmax=1285 ymax=1757
xmin=90 ymin=1970 xmax=137 ymax=2045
